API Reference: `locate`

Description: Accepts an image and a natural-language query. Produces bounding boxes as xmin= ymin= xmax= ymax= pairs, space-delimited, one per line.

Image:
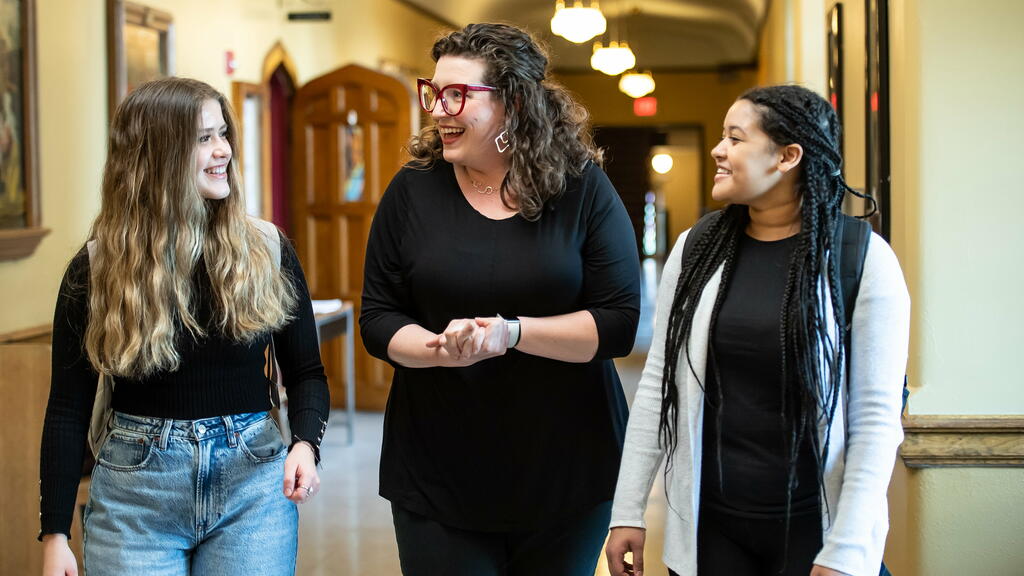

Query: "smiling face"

xmin=710 ymin=99 xmax=793 ymax=208
xmin=430 ymin=55 xmax=507 ymax=170
xmin=195 ymin=98 xmax=232 ymax=200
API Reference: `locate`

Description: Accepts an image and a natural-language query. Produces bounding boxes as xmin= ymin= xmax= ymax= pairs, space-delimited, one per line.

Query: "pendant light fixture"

xmin=619 ymin=70 xmax=655 ymax=98
xmin=590 ymin=0 xmax=636 ymax=76
xmin=550 ymin=0 xmax=607 ymax=44
xmin=591 ymin=41 xmax=635 ymax=76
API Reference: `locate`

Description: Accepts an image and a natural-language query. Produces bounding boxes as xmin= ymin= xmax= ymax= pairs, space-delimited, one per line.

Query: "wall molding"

xmin=0 ymin=323 xmax=51 ymax=344
xmin=901 ymin=415 xmax=1024 ymax=468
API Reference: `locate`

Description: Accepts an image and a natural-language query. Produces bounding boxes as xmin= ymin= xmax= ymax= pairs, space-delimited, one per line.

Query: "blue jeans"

xmin=84 ymin=411 xmax=298 ymax=575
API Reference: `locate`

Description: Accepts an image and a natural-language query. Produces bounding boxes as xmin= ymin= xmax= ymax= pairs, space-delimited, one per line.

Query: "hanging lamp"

xmin=619 ymin=70 xmax=655 ymax=98
xmin=550 ymin=0 xmax=607 ymax=44
xmin=591 ymin=41 xmax=635 ymax=76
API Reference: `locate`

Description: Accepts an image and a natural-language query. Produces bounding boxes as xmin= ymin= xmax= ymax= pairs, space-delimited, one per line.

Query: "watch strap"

xmin=506 ymin=316 xmax=521 ymax=349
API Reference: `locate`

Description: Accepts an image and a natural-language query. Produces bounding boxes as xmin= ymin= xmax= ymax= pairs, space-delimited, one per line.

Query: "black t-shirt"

xmin=360 ymin=160 xmax=641 ymax=532
xmin=40 ymin=233 xmax=329 ymax=538
xmin=700 ymin=233 xmax=820 ymax=518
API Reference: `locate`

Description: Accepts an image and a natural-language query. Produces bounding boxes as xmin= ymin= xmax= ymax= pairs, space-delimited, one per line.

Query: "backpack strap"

xmin=250 ymin=217 xmax=282 ymax=271
xmin=680 ymin=210 xmax=722 ymax=265
xmin=249 ymin=217 xmax=284 ymax=409
xmin=85 ymin=239 xmax=114 ymax=457
xmin=834 ymin=213 xmax=871 ymax=329
xmin=833 ymin=214 xmax=908 ymax=412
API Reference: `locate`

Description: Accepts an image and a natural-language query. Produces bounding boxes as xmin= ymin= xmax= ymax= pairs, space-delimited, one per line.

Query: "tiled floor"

xmin=297 ymin=258 xmax=669 ymax=575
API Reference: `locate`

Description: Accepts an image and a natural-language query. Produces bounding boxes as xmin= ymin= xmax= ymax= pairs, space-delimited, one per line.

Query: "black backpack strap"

xmin=834 ymin=214 xmax=908 ymax=413
xmin=834 ymin=213 xmax=871 ymax=329
xmin=681 ymin=210 xmax=722 ymax=265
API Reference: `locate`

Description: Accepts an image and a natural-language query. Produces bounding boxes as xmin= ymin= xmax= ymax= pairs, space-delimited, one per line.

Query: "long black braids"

xmin=658 ymin=85 xmax=857 ymax=540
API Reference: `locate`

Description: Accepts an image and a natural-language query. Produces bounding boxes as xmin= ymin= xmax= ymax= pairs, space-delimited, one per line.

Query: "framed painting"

xmin=0 ymin=0 xmax=47 ymax=260
xmin=108 ymin=0 xmax=174 ymax=118
xmin=866 ymin=0 xmax=890 ymax=239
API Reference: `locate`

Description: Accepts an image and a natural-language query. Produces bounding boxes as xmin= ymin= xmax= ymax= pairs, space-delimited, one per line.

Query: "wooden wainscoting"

xmin=901 ymin=415 xmax=1024 ymax=468
xmin=0 ymin=342 xmax=54 ymax=574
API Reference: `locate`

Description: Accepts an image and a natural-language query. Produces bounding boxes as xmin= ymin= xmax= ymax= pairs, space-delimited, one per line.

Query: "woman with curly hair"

xmin=606 ymin=85 xmax=910 ymax=576
xmin=359 ymin=22 xmax=641 ymax=576
xmin=39 ymin=77 xmax=329 ymax=575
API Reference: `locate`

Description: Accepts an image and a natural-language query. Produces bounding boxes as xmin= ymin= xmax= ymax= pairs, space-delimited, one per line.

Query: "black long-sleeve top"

xmin=360 ymin=160 xmax=641 ymax=532
xmin=40 ymin=232 xmax=329 ymax=538
xmin=701 ymin=233 xmax=819 ymax=517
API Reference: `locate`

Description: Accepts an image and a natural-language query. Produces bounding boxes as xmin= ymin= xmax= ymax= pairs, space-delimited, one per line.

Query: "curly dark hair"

xmin=659 ymin=84 xmax=866 ymax=528
xmin=407 ymin=22 xmax=602 ymax=221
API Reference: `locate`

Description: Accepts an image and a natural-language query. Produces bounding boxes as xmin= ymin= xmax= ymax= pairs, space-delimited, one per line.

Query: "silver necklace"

xmin=470 ymin=179 xmax=496 ymax=195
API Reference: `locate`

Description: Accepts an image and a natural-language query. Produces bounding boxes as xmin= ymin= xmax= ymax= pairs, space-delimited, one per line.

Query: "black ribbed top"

xmin=40 ymin=232 xmax=329 ymax=538
xmin=701 ymin=233 xmax=819 ymax=518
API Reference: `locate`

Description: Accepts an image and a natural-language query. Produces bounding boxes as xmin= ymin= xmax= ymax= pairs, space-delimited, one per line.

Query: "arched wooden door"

xmin=291 ymin=64 xmax=412 ymax=411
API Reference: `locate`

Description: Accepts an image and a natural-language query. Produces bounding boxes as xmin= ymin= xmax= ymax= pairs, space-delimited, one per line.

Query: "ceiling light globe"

xmin=651 ymin=153 xmax=674 ymax=174
xmin=551 ymin=2 xmax=606 ymax=44
xmin=591 ymin=42 xmax=636 ymax=76
xmin=619 ymin=71 xmax=656 ymax=98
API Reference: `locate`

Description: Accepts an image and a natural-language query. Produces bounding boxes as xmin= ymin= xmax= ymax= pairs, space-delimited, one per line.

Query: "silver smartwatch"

xmin=506 ymin=316 xmax=521 ymax=349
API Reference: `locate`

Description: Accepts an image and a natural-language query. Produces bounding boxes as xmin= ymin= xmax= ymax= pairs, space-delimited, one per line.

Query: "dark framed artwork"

xmin=827 ymin=3 xmax=844 ymax=146
xmin=108 ymin=0 xmax=174 ymax=118
xmin=866 ymin=0 xmax=890 ymax=239
xmin=0 ymin=0 xmax=47 ymax=260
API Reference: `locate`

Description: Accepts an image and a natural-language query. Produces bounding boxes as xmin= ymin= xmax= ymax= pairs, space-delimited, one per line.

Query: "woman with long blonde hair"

xmin=39 ymin=77 xmax=329 ymax=575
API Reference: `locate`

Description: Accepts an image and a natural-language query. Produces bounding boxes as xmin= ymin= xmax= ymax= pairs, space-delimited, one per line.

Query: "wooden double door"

xmin=291 ymin=64 xmax=412 ymax=411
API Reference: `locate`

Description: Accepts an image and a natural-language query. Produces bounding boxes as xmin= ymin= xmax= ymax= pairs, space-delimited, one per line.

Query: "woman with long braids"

xmin=360 ymin=23 xmax=640 ymax=576
xmin=606 ymin=85 xmax=910 ymax=576
xmin=39 ymin=77 xmax=329 ymax=575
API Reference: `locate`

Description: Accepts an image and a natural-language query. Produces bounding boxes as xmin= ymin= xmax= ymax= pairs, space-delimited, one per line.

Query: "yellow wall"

xmin=759 ymin=0 xmax=788 ymax=85
xmin=896 ymin=0 xmax=1024 ymax=570
xmin=794 ymin=0 xmax=827 ymax=94
xmin=0 ymin=0 xmax=447 ymax=334
xmin=912 ymin=468 xmax=1024 ymax=575
xmin=0 ymin=0 xmax=107 ymax=334
xmin=555 ymin=69 xmax=758 ymax=209
xmin=906 ymin=0 xmax=1024 ymax=415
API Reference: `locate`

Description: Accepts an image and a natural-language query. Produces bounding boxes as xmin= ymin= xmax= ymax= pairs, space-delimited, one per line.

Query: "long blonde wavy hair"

xmin=85 ymin=77 xmax=297 ymax=378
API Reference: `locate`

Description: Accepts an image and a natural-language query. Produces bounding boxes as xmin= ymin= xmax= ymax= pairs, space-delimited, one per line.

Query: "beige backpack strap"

xmin=249 ymin=217 xmax=290 ymax=440
xmin=249 ymin=217 xmax=282 ymax=270
xmin=85 ymin=239 xmax=114 ymax=457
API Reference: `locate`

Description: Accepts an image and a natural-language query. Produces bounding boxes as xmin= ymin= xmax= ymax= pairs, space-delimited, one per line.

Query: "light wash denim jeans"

xmin=83 ymin=411 xmax=298 ymax=575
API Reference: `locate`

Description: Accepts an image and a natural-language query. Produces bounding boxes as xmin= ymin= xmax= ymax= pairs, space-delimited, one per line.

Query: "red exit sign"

xmin=634 ymin=96 xmax=657 ymax=117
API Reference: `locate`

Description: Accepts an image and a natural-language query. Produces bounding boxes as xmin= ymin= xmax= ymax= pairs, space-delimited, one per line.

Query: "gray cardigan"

xmin=610 ymin=228 xmax=911 ymax=576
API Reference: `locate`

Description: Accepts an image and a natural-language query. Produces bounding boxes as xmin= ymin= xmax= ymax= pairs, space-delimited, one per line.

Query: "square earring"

xmin=495 ymin=130 xmax=510 ymax=153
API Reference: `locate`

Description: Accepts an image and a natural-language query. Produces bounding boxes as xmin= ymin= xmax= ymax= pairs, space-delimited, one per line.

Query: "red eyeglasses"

xmin=417 ymin=78 xmax=497 ymax=116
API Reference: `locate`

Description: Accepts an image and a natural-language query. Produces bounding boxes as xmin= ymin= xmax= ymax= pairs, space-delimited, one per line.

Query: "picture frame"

xmin=107 ymin=0 xmax=174 ymax=118
xmin=0 ymin=0 xmax=47 ymax=261
xmin=865 ymin=0 xmax=890 ymax=239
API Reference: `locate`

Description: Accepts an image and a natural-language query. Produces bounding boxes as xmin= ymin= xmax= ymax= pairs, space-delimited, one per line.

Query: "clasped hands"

xmin=426 ymin=316 xmax=510 ymax=366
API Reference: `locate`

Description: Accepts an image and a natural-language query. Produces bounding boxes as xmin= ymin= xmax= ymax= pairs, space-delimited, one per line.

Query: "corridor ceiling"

xmin=398 ymin=0 xmax=769 ymax=70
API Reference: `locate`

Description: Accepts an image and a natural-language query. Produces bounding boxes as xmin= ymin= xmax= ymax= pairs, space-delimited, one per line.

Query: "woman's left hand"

xmin=283 ymin=441 xmax=320 ymax=504
xmin=810 ymin=565 xmax=851 ymax=576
